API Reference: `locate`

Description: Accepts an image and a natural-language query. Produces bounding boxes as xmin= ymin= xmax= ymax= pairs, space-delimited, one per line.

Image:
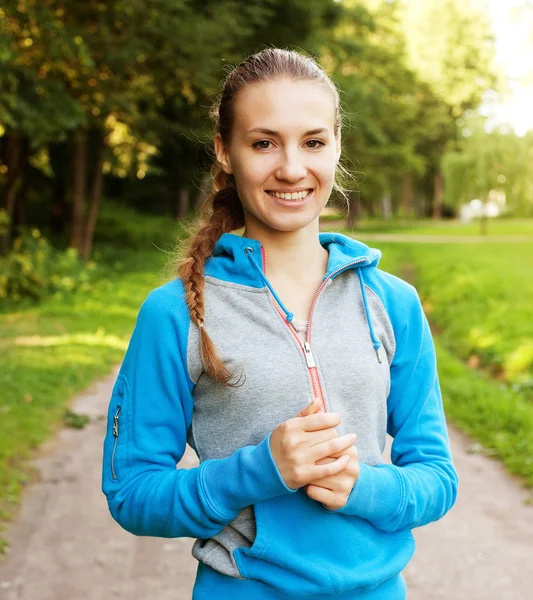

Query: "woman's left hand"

xmin=305 ymin=444 xmax=360 ymax=511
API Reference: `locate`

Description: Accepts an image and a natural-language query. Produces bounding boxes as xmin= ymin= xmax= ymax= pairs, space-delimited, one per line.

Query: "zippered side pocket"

xmin=111 ymin=406 xmax=122 ymax=480
xmin=104 ymin=375 xmax=129 ymax=483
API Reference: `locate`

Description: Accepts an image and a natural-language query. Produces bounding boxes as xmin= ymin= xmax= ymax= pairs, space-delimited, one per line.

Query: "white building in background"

xmin=459 ymin=190 xmax=507 ymax=222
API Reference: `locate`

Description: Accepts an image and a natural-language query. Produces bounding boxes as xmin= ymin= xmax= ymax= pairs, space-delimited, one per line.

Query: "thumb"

xmin=297 ymin=397 xmax=322 ymax=418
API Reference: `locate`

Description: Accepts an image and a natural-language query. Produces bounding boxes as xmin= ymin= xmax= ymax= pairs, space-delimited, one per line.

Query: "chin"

xmin=265 ymin=215 xmax=320 ymax=233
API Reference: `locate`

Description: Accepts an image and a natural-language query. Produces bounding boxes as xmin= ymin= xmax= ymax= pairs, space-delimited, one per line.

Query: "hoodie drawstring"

xmin=244 ymin=247 xmax=295 ymax=323
xmin=356 ymin=268 xmax=383 ymax=364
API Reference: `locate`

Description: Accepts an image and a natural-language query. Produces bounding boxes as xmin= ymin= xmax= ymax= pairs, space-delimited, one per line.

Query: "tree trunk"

xmin=49 ymin=142 xmax=70 ymax=236
xmin=0 ymin=135 xmax=28 ymax=255
xmin=15 ymin=174 xmax=30 ymax=226
xmin=82 ymin=136 xmax=105 ymax=261
xmin=345 ymin=191 xmax=360 ymax=228
xmin=50 ymin=179 xmax=68 ymax=236
xmin=380 ymin=194 xmax=392 ymax=219
xmin=433 ymin=170 xmax=444 ymax=219
xmin=401 ymin=172 xmax=413 ymax=217
xmin=69 ymin=131 xmax=87 ymax=253
xmin=176 ymin=187 xmax=190 ymax=219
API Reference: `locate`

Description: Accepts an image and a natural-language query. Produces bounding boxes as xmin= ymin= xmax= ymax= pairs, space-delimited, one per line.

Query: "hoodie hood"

xmin=206 ymin=231 xmax=381 ymax=288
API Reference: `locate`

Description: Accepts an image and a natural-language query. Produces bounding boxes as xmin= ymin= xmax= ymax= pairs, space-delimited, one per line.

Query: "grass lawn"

xmin=322 ymin=215 xmax=533 ymax=236
xmin=0 ymin=245 xmax=178 ymax=552
xmin=364 ymin=238 xmax=533 ymax=490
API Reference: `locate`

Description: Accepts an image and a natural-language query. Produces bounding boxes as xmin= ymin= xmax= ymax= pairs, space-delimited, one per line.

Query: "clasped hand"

xmin=270 ymin=398 xmax=360 ymax=511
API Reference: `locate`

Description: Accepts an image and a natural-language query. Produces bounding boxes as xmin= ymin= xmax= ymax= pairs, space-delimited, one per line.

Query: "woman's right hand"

xmin=270 ymin=398 xmax=355 ymax=490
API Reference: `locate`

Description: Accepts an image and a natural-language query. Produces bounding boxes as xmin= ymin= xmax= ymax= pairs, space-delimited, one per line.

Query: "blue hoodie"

xmin=102 ymin=231 xmax=458 ymax=599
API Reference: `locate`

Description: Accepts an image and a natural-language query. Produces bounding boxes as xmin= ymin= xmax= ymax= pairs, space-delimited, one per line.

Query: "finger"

xmin=316 ymin=439 xmax=358 ymax=461
xmin=305 ymin=484 xmax=339 ymax=506
xmin=300 ymin=412 xmax=341 ymax=432
xmin=305 ymin=427 xmax=339 ymax=447
xmin=297 ymin=397 xmax=322 ymax=418
xmin=310 ymin=433 xmax=356 ymax=462
xmin=309 ymin=454 xmax=349 ymax=480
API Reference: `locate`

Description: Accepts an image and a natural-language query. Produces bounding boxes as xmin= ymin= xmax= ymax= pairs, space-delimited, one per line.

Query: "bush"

xmin=0 ymin=227 xmax=97 ymax=304
xmin=94 ymin=201 xmax=181 ymax=249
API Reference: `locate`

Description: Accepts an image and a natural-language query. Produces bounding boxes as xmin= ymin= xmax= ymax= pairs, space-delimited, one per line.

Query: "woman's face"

xmin=214 ymin=78 xmax=341 ymax=236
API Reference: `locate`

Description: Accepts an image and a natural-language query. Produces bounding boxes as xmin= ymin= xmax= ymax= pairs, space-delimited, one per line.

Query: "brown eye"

xmin=252 ymin=140 xmax=272 ymax=150
xmin=306 ymin=140 xmax=325 ymax=149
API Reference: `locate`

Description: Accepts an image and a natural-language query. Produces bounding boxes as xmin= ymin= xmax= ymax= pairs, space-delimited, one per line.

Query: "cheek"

xmin=232 ymin=153 xmax=273 ymax=184
xmin=311 ymin=154 xmax=337 ymax=185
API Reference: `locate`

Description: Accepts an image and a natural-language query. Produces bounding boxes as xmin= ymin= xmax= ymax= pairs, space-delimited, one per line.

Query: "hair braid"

xmin=176 ymin=170 xmax=245 ymax=386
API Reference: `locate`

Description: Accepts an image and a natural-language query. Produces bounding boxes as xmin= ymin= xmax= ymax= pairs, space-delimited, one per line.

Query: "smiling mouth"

xmin=266 ymin=189 xmax=313 ymax=201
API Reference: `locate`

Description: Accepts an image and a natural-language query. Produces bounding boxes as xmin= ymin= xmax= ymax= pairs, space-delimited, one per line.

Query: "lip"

xmin=266 ymin=187 xmax=313 ymax=193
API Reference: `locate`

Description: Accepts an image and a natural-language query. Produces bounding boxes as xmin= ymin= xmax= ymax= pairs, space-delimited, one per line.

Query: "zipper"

xmin=260 ymin=245 xmax=367 ymax=413
xmin=111 ymin=406 xmax=121 ymax=480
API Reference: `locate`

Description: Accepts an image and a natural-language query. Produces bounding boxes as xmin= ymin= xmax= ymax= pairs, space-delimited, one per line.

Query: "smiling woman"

xmin=101 ymin=47 xmax=458 ymax=600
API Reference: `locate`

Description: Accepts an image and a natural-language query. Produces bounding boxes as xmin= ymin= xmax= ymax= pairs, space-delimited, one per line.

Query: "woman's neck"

xmin=242 ymin=220 xmax=329 ymax=281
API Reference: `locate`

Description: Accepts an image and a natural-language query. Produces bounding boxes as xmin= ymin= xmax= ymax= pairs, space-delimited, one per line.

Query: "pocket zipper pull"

xmin=113 ymin=406 xmax=121 ymax=437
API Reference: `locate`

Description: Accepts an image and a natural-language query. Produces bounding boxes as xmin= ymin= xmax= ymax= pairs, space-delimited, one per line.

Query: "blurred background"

xmin=1 ymin=0 xmax=532 ymax=598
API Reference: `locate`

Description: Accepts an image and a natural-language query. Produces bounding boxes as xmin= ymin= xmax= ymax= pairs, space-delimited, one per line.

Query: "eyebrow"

xmin=246 ymin=127 xmax=329 ymax=136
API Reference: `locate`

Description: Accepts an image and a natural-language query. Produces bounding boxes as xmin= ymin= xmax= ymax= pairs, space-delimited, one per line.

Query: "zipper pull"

xmin=113 ymin=407 xmax=121 ymax=437
xmin=303 ymin=342 xmax=316 ymax=368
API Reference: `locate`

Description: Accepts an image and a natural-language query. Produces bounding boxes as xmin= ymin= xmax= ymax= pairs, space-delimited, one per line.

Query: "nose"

xmin=275 ymin=148 xmax=307 ymax=182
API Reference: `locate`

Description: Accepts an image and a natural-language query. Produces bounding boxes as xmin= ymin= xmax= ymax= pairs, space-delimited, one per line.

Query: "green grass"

xmin=366 ymin=239 xmax=533 ymax=489
xmin=0 ymin=202 xmax=187 ymax=551
xmin=0 ymin=247 xmax=175 ymax=539
xmin=374 ymin=241 xmax=533 ymax=389
xmin=322 ymin=216 xmax=533 ymax=236
xmin=436 ymin=341 xmax=533 ymax=487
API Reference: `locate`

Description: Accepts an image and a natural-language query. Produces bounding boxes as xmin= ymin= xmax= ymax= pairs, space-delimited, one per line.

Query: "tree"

xmin=318 ymin=0 xmax=427 ymax=222
xmin=397 ymin=0 xmax=498 ymax=217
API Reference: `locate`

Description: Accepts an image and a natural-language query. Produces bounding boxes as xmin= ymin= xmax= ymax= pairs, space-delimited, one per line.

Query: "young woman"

xmin=102 ymin=48 xmax=458 ymax=599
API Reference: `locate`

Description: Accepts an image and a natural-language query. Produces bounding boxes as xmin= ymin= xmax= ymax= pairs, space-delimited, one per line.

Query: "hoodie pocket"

xmin=233 ymin=490 xmax=414 ymax=597
xmin=104 ymin=375 xmax=130 ymax=483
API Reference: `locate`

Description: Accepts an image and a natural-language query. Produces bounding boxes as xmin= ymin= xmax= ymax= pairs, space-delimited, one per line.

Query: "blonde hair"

xmin=171 ymin=47 xmax=347 ymax=386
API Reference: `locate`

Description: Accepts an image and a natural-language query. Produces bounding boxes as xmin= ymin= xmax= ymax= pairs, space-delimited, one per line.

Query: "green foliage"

xmin=322 ymin=0 xmax=426 ymax=200
xmin=372 ymin=234 xmax=533 ymax=487
xmin=374 ymin=238 xmax=533 ymax=389
xmin=398 ymin=0 xmax=497 ymax=116
xmin=0 ymin=227 xmax=97 ymax=304
xmin=436 ymin=340 xmax=533 ymax=487
xmin=0 ymin=246 xmax=169 ymax=548
xmin=93 ymin=201 xmax=183 ymax=250
xmin=443 ymin=116 xmax=533 ymax=216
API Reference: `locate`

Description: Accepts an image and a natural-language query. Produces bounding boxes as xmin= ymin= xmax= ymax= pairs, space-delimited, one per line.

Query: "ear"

xmin=214 ymin=133 xmax=233 ymax=175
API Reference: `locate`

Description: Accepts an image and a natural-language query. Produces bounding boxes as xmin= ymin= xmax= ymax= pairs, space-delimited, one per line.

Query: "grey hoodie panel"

xmin=186 ymin=270 xmax=395 ymax=578
xmin=311 ymin=272 xmax=395 ymax=465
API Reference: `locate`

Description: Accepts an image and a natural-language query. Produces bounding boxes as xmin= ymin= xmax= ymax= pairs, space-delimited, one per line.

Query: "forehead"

xmin=232 ymin=78 xmax=336 ymax=135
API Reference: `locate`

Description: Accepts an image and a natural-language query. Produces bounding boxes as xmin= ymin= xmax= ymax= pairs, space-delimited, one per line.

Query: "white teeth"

xmin=269 ymin=190 xmax=311 ymax=200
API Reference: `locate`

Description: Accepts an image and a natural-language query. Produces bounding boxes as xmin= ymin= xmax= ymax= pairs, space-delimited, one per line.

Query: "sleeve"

xmin=101 ymin=283 xmax=296 ymax=539
xmin=323 ymin=281 xmax=458 ymax=532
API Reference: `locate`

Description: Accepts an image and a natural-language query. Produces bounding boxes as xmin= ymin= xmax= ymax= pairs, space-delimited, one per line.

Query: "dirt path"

xmin=1 ymin=367 xmax=532 ymax=600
